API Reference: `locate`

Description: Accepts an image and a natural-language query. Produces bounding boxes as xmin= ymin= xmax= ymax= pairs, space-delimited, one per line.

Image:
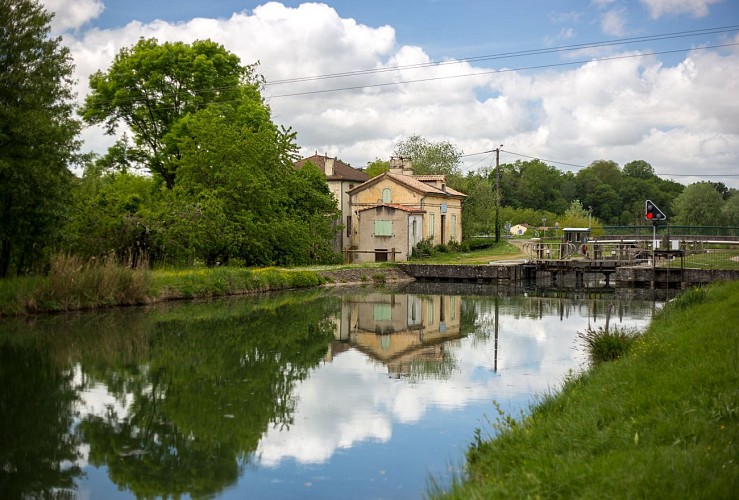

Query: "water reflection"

xmin=0 ymin=286 xmax=660 ymax=499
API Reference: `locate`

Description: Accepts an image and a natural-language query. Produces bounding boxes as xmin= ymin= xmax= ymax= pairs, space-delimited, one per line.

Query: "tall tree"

xmin=672 ymin=182 xmax=724 ymax=226
xmin=81 ymin=38 xmax=264 ymax=189
xmin=0 ymin=0 xmax=81 ymax=277
xmin=622 ymin=160 xmax=655 ymax=180
xmin=393 ymin=134 xmax=462 ymax=177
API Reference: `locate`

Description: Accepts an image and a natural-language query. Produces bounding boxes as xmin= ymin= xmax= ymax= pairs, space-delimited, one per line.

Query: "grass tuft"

xmin=577 ymin=325 xmax=640 ymax=364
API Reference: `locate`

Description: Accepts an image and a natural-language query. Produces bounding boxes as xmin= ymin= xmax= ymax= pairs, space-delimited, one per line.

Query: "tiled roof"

xmin=295 ymin=154 xmax=369 ymax=183
xmin=387 ymin=173 xmax=467 ymax=198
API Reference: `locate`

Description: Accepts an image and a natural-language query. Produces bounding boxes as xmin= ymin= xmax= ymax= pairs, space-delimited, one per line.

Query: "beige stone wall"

xmin=354 ymin=205 xmax=409 ymax=263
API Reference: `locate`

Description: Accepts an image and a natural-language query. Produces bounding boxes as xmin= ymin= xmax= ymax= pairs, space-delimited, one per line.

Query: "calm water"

xmin=0 ymin=283 xmax=663 ymax=499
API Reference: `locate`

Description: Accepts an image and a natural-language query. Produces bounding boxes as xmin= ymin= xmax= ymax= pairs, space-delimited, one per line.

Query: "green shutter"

xmin=374 ymin=220 xmax=392 ymax=236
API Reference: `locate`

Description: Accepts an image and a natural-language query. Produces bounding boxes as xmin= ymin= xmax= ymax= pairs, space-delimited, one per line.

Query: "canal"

xmin=0 ymin=282 xmax=666 ymax=499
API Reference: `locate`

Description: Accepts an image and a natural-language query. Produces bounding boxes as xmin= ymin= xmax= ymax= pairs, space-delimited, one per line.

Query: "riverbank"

xmin=438 ymin=279 xmax=739 ymax=499
xmin=0 ymin=244 xmax=521 ymax=316
xmin=0 ymin=259 xmax=413 ymax=316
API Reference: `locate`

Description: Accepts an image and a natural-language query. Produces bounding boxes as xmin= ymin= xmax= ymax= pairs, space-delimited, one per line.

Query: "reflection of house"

xmin=328 ymin=292 xmax=462 ymax=377
xmin=346 ymin=157 xmax=466 ymax=263
xmin=295 ymin=153 xmax=369 ymax=252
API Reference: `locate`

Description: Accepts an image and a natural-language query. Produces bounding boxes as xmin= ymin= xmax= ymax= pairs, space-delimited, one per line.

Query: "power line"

xmin=462 ymin=148 xmax=739 ymax=178
xmin=79 ymin=26 xmax=739 ymax=109
xmin=265 ymin=25 xmax=739 ymax=86
xmin=265 ymin=42 xmax=738 ymax=99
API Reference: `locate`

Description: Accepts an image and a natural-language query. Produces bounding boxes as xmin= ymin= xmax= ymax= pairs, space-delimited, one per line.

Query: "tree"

xmin=721 ymin=192 xmax=739 ymax=226
xmin=81 ymin=38 xmax=265 ymax=189
xmin=365 ymin=158 xmax=389 ymax=178
xmin=622 ymin=160 xmax=655 ymax=180
xmin=672 ymin=182 xmax=724 ymax=226
xmin=158 ymin=103 xmax=339 ymax=266
xmin=0 ymin=0 xmax=81 ymax=277
xmin=393 ymin=134 xmax=462 ymax=177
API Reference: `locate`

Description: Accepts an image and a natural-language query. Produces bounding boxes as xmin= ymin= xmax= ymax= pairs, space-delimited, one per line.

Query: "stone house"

xmin=346 ymin=157 xmax=466 ymax=263
xmin=294 ymin=153 xmax=369 ymax=252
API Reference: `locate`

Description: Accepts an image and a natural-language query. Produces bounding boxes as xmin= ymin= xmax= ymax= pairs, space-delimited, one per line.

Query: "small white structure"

xmin=509 ymin=224 xmax=529 ymax=236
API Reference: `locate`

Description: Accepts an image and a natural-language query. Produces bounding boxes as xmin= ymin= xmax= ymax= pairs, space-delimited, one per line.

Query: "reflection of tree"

xmin=75 ymin=294 xmax=338 ymax=498
xmin=0 ymin=342 xmax=81 ymax=498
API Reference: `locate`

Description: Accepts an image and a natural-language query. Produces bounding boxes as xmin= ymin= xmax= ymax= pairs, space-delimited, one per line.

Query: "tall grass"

xmin=29 ymin=254 xmax=152 ymax=312
xmin=577 ymin=304 xmax=641 ymax=364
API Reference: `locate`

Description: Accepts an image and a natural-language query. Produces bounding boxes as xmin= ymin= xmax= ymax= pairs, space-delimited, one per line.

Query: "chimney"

xmin=402 ymin=157 xmax=414 ymax=176
xmin=389 ymin=156 xmax=404 ymax=175
xmin=324 ymin=156 xmax=335 ymax=176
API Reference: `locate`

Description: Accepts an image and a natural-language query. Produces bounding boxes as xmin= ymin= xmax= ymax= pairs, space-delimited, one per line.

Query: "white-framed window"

xmin=429 ymin=213 xmax=435 ymax=237
xmin=374 ymin=220 xmax=392 ymax=236
xmin=382 ymin=188 xmax=391 ymax=203
xmin=451 ymin=214 xmax=457 ymax=240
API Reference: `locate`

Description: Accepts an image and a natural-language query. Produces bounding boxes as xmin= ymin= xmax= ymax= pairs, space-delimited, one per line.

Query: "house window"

xmin=451 ymin=214 xmax=457 ymax=240
xmin=374 ymin=220 xmax=392 ymax=236
xmin=346 ymin=215 xmax=352 ymax=237
xmin=429 ymin=213 xmax=435 ymax=237
xmin=382 ymin=188 xmax=391 ymax=203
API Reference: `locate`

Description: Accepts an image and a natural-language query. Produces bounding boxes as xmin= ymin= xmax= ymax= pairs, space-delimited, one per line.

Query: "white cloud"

xmin=601 ymin=8 xmax=628 ymax=36
xmin=639 ymin=0 xmax=722 ymax=18
xmin=40 ymin=0 xmax=104 ymax=33
xmin=59 ymin=2 xmax=739 ymax=187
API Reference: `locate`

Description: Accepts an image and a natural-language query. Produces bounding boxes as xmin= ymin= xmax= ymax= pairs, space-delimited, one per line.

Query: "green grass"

xmin=0 ymin=258 xmax=328 ymax=315
xmin=412 ymin=241 xmax=524 ymax=265
xmin=437 ymin=280 xmax=739 ymax=499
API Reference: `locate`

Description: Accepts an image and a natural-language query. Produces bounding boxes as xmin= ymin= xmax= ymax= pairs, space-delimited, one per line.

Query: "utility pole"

xmin=495 ymin=145 xmax=502 ymax=243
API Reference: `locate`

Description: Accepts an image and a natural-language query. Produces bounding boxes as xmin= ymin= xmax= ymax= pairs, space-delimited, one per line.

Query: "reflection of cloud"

xmin=72 ymin=364 xmax=131 ymax=420
xmin=257 ymin=298 xmax=655 ymax=467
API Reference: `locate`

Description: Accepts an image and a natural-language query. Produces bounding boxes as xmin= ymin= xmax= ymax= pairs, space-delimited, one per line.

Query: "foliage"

xmin=365 ymin=158 xmax=389 ymax=178
xmin=393 ymin=134 xmax=462 ymax=176
xmin=672 ymin=182 xmax=725 ymax=226
xmin=65 ymin=171 xmax=157 ymax=263
xmin=80 ymin=38 xmax=263 ymax=189
xmin=0 ymin=0 xmax=81 ymax=277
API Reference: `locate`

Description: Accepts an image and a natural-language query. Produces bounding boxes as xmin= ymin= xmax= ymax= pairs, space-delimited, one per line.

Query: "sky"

xmin=40 ymin=0 xmax=739 ymax=187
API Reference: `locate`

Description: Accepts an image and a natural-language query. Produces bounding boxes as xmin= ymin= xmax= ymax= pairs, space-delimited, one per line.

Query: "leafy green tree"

xmin=159 ymin=103 xmax=339 ymax=266
xmin=622 ymin=160 xmax=655 ymax=180
xmin=65 ymin=169 xmax=156 ymax=262
xmin=394 ymin=134 xmax=462 ymax=177
xmin=365 ymin=158 xmax=389 ymax=178
xmin=584 ymin=183 xmax=621 ymax=224
xmin=0 ymin=0 xmax=81 ymax=277
xmin=672 ymin=182 xmax=724 ymax=226
xmin=81 ymin=38 xmax=264 ymax=189
xmin=499 ymin=160 xmax=568 ymax=213
xmin=459 ymin=172 xmax=496 ymax=236
xmin=721 ymin=192 xmax=739 ymax=226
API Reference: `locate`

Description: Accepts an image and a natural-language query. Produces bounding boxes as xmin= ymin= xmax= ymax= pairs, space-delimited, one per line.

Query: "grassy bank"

xmin=0 ymin=255 xmax=332 ymax=315
xmin=438 ymin=280 xmax=739 ymax=499
xmin=0 ymin=243 xmax=520 ymax=316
